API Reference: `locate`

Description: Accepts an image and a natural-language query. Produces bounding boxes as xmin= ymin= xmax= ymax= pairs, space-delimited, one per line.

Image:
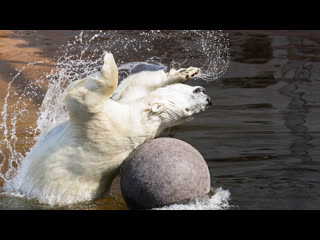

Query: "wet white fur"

xmin=9 ymin=53 xmax=210 ymax=206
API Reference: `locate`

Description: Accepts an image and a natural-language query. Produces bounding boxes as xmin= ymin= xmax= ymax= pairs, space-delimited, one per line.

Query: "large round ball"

xmin=120 ymin=138 xmax=211 ymax=209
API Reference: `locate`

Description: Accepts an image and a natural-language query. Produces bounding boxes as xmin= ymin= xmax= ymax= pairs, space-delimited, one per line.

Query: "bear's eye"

xmin=194 ymin=87 xmax=205 ymax=94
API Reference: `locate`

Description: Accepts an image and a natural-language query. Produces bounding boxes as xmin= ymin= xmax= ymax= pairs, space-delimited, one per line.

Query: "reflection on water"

xmin=1 ymin=30 xmax=320 ymax=209
xmin=212 ymin=31 xmax=320 ymax=209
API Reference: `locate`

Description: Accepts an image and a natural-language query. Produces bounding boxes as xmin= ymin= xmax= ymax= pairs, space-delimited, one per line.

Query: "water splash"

xmin=154 ymin=187 xmax=233 ymax=210
xmin=0 ymin=30 xmax=230 ymax=207
xmin=0 ymin=68 xmax=26 ymax=183
xmin=54 ymin=30 xmax=230 ymax=81
xmin=0 ymin=61 xmax=51 ymax=183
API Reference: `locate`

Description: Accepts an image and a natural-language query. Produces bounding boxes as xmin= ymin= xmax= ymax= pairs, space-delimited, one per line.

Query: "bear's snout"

xmin=206 ymin=97 xmax=212 ymax=106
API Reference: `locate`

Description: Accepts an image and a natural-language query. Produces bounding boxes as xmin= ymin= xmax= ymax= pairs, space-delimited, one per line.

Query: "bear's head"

xmin=148 ymin=83 xmax=212 ymax=132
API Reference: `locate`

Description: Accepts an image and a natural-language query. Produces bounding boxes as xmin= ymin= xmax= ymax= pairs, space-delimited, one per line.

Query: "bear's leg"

xmin=65 ymin=52 xmax=118 ymax=118
xmin=100 ymin=52 xmax=119 ymax=97
xmin=165 ymin=67 xmax=200 ymax=85
xmin=66 ymin=52 xmax=118 ymax=95
xmin=127 ymin=67 xmax=200 ymax=89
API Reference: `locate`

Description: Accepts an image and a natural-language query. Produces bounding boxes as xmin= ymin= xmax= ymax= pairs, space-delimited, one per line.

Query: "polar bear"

xmin=9 ymin=52 xmax=212 ymax=206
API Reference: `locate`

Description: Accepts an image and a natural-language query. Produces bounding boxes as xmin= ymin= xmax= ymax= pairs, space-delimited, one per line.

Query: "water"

xmin=0 ymin=30 xmax=320 ymax=210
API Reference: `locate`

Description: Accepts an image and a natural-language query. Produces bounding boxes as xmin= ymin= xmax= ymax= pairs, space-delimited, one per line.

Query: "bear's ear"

xmin=151 ymin=103 xmax=164 ymax=113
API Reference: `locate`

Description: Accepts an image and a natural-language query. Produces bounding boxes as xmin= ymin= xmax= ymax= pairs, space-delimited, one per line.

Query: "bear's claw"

xmin=169 ymin=67 xmax=200 ymax=82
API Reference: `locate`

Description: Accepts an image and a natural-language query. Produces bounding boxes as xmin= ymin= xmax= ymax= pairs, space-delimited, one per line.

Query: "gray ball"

xmin=130 ymin=63 xmax=165 ymax=75
xmin=120 ymin=138 xmax=211 ymax=209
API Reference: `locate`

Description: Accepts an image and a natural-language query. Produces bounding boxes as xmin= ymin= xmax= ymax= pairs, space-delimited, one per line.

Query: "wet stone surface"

xmin=120 ymin=138 xmax=210 ymax=209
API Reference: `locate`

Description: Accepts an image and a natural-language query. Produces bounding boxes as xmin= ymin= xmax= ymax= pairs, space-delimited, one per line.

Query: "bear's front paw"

xmin=169 ymin=67 xmax=200 ymax=82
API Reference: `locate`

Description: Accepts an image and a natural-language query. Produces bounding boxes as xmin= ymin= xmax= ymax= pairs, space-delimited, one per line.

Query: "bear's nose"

xmin=206 ymin=97 xmax=213 ymax=106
